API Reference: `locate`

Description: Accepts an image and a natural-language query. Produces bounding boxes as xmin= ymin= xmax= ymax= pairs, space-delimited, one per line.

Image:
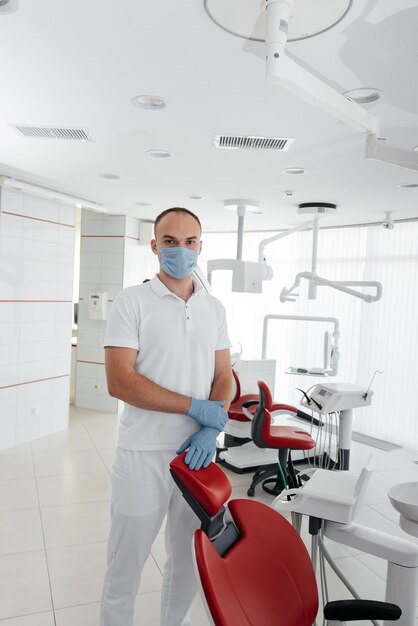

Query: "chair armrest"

xmin=324 ymin=599 xmax=401 ymax=622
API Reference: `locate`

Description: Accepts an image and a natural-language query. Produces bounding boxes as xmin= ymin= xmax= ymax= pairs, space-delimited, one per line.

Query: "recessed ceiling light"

xmin=98 ymin=172 xmax=120 ymax=179
xmin=343 ymin=88 xmax=384 ymax=104
xmin=146 ymin=150 xmax=174 ymax=159
xmin=136 ymin=201 xmax=151 ymax=206
xmin=131 ymin=95 xmax=167 ymax=110
xmin=398 ymin=182 xmax=418 ymax=189
xmin=281 ymin=167 xmax=307 ymax=175
xmin=186 ymin=195 xmax=204 ymax=200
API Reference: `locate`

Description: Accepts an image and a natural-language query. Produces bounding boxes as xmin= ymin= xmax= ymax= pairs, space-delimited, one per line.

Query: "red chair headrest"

xmin=170 ymin=452 xmax=232 ymax=518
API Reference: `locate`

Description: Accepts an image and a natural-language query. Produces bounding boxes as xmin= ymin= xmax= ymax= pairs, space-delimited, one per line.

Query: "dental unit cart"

xmin=273 ymin=463 xmax=418 ymax=626
xmin=300 ymin=383 xmax=373 ymax=471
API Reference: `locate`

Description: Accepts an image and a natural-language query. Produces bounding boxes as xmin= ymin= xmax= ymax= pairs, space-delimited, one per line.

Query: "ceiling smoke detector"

xmin=214 ymin=134 xmax=294 ymax=151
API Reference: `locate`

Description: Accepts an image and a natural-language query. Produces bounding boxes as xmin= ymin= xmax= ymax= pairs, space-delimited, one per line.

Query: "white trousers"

xmin=101 ymin=448 xmax=199 ymax=626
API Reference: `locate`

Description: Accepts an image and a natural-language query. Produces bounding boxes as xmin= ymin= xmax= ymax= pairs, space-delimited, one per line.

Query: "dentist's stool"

xmin=248 ymin=378 xmax=316 ymax=496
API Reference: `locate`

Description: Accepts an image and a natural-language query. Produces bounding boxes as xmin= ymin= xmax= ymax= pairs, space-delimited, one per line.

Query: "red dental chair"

xmin=169 ymin=452 xmax=402 ymax=626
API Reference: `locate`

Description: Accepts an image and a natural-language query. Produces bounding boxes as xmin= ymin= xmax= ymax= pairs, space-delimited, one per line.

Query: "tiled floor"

xmin=1 ymin=406 xmax=418 ymax=625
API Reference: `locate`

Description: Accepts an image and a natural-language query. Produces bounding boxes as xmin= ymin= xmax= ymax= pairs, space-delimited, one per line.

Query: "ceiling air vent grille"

xmin=12 ymin=125 xmax=94 ymax=141
xmin=214 ymin=134 xmax=294 ymax=151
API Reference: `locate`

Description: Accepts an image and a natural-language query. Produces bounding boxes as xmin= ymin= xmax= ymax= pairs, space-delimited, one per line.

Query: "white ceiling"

xmin=0 ymin=0 xmax=417 ymax=232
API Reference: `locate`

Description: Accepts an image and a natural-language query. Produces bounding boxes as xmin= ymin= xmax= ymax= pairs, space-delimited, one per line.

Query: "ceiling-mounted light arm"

xmin=280 ymin=271 xmax=383 ymax=303
xmin=258 ymin=219 xmax=313 ymax=263
xmin=265 ymin=0 xmax=380 ymax=136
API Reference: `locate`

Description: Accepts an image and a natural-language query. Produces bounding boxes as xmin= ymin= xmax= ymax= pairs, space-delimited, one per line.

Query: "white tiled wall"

xmin=0 ymin=187 xmax=75 ymax=451
xmin=75 ymin=212 xmax=157 ymax=413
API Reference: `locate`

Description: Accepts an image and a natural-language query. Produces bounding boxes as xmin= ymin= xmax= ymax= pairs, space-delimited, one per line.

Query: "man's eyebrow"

xmin=161 ymin=234 xmax=199 ymax=240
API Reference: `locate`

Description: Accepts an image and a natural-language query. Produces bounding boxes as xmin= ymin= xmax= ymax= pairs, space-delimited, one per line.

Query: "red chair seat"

xmin=263 ymin=424 xmax=316 ymax=450
xmin=194 ymin=498 xmax=319 ymax=626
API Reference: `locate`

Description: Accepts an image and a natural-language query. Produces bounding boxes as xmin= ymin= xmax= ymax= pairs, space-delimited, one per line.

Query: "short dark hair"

xmin=154 ymin=207 xmax=202 ymax=237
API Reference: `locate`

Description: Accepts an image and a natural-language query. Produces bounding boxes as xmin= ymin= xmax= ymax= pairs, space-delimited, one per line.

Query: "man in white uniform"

xmin=101 ymin=207 xmax=232 ymax=626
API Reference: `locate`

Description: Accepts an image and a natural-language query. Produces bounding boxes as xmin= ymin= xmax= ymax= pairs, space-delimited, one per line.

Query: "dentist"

xmin=101 ymin=207 xmax=232 ymax=626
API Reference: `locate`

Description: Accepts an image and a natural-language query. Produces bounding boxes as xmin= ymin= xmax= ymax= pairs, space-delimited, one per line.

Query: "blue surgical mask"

xmin=160 ymin=246 xmax=198 ymax=279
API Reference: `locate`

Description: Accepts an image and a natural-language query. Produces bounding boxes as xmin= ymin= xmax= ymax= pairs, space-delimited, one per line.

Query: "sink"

xmin=388 ymin=481 xmax=418 ymax=537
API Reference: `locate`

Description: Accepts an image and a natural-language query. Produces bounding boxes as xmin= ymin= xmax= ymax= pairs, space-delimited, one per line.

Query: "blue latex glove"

xmin=187 ymin=398 xmax=228 ymax=431
xmin=176 ymin=427 xmax=219 ymax=471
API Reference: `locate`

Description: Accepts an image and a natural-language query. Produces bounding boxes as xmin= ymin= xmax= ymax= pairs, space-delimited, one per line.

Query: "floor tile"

xmin=0 ymin=551 xmax=52 ymax=619
xmin=41 ymin=500 xmax=111 ymax=549
xmin=86 ymin=431 xmax=117 ymax=449
xmin=0 ymin=478 xmax=38 ymax=512
xmin=33 ymin=448 xmax=107 ymax=478
xmin=80 ymin=415 xmax=119 ymax=433
xmin=0 ymin=612 xmax=55 ymax=626
xmin=36 ymin=472 xmax=111 ymax=507
xmin=30 ymin=429 xmax=95 ymax=454
xmin=0 ymin=454 xmax=34 ymax=481
xmin=55 ymin=601 xmax=101 ymax=626
xmin=0 ymin=509 xmax=44 ymax=555
xmin=48 ymin=541 xmax=108 ymax=609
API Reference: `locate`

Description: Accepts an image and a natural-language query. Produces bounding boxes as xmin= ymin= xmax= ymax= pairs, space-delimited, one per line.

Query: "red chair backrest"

xmin=194 ymin=498 xmax=319 ymax=626
xmin=231 ymin=368 xmax=241 ymax=404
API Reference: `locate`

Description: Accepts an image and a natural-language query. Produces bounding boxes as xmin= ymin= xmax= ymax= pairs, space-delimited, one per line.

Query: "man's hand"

xmin=187 ymin=398 xmax=228 ymax=430
xmin=176 ymin=427 xmax=219 ymax=470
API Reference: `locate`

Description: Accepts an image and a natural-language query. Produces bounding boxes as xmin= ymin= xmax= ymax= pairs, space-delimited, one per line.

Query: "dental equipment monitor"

xmin=300 ymin=383 xmax=373 ymax=470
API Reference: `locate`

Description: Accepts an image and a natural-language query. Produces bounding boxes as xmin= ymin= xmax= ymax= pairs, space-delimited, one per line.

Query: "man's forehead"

xmin=156 ymin=213 xmax=201 ymax=236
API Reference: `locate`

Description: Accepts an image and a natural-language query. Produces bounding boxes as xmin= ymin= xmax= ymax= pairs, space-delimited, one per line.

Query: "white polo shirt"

xmin=104 ymin=275 xmax=231 ymax=450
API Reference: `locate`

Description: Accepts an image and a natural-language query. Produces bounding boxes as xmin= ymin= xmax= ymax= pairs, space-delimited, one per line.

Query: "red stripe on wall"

xmin=2 ymin=211 xmax=75 ymax=228
xmin=0 ymin=300 xmax=72 ymax=303
xmin=0 ymin=373 xmax=70 ymax=391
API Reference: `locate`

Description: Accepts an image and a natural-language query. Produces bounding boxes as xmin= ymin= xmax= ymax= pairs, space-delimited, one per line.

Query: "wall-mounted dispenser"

xmin=88 ymin=291 xmax=108 ymax=320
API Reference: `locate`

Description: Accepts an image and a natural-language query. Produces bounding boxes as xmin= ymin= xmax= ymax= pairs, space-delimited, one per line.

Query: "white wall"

xmin=0 ymin=187 xmax=75 ymax=450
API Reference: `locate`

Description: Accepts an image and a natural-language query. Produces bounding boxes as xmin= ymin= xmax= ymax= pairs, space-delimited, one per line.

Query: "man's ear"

xmin=198 ymin=240 xmax=202 ymax=255
xmin=150 ymin=239 xmax=158 ymax=255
